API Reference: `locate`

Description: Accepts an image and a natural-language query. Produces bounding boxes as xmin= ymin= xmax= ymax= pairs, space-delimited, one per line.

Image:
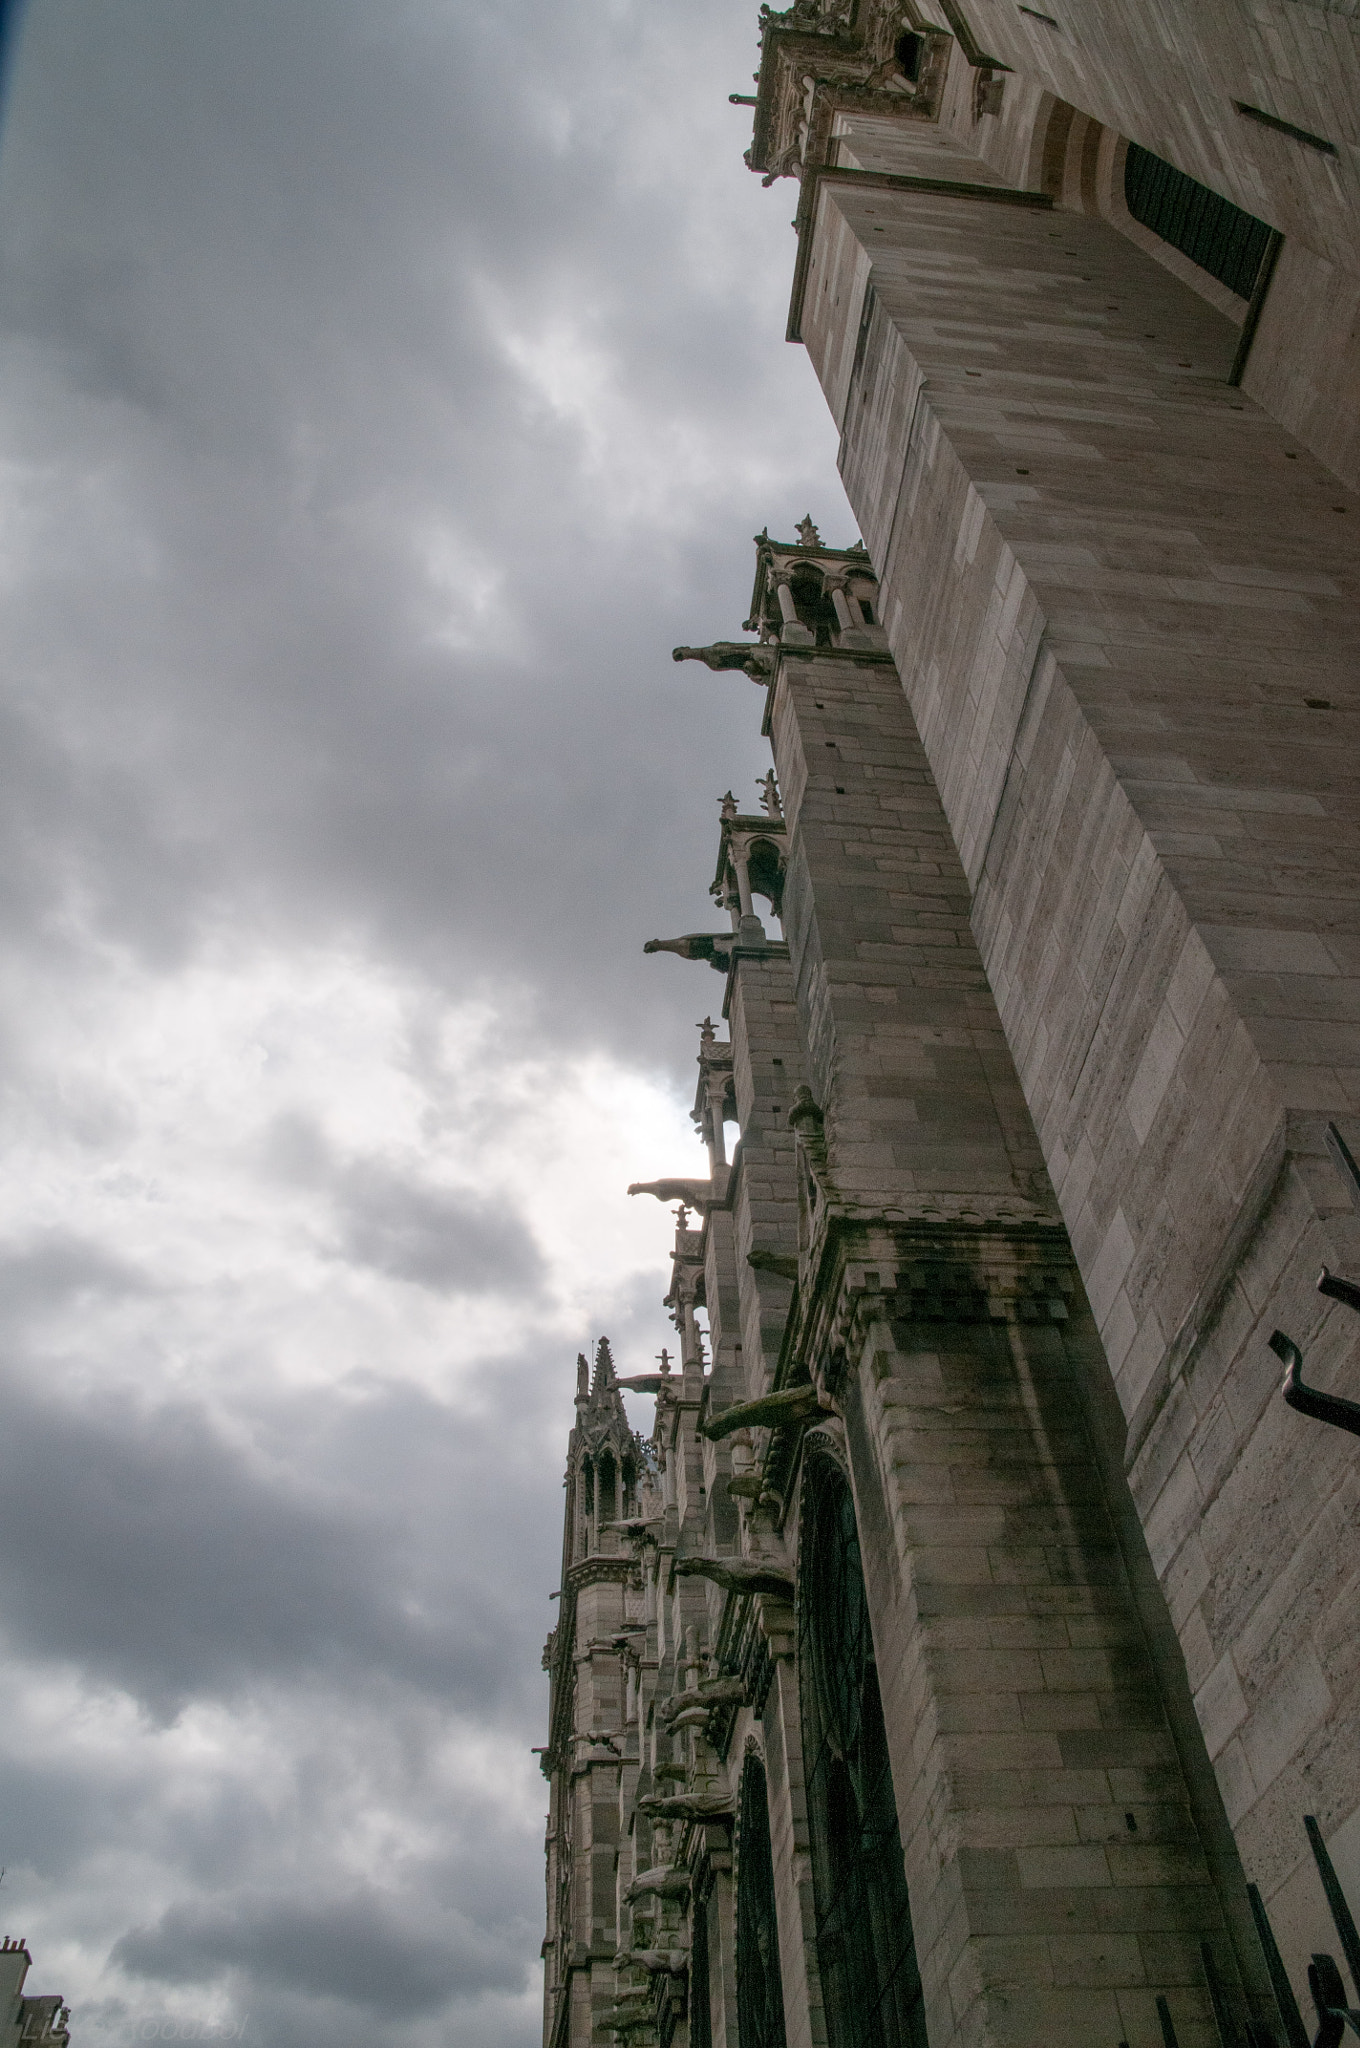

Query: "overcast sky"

xmin=0 ymin=4 xmax=856 ymax=2047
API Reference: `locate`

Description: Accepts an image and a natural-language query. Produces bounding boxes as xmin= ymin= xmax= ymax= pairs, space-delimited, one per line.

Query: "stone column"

xmin=774 ymin=575 xmax=814 ymax=646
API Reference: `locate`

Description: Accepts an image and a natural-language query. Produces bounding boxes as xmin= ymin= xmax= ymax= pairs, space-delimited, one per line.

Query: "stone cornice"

xmin=793 ymin=1211 xmax=1078 ymax=1402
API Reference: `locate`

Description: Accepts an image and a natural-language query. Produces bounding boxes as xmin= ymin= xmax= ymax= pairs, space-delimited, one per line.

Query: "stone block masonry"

xmin=800 ymin=132 xmax=1360 ymax=2000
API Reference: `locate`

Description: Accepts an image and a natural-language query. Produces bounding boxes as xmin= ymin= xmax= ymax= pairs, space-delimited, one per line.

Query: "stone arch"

xmin=734 ymin=1744 xmax=787 ymax=2048
xmin=1029 ymin=95 xmax=1271 ymax=327
xmin=746 ymin=836 xmax=785 ymax=923
xmin=786 ymin=565 xmax=839 ymax=645
xmin=797 ymin=1444 xmax=927 ymax=2048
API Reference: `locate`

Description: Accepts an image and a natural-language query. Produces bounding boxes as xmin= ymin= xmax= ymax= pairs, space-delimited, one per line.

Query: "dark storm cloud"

xmin=0 ymin=1231 xmax=154 ymax=1317
xmin=336 ymin=1162 xmax=546 ymax=1294
xmin=0 ymin=0 xmax=847 ymax=1051
xmin=0 ymin=1366 xmax=553 ymax=1713
xmin=115 ymin=1889 xmax=521 ymax=2013
xmin=0 ymin=1 xmax=851 ymax=2042
xmin=262 ymin=1113 xmax=546 ymax=1295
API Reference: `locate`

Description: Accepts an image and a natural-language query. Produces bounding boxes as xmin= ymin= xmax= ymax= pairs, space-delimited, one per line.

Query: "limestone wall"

xmin=797 ymin=154 xmax=1360 ymax=1979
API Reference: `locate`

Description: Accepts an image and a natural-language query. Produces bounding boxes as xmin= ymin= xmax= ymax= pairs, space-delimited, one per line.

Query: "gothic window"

xmin=747 ymin=838 xmax=785 ymax=923
xmin=690 ymin=1878 xmax=714 ymax=2048
xmin=736 ymin=1753 xmax=787 ymax=2048
xmin=799 ymin=1450 xmax=927 ymax=2048
xmin=1124 ymin=143 xmax=1273 ymax=299
xmin=895 ymin=31 xmax=925 ymax=81
xmin=788 ymin=570 xmax=839 ymax=646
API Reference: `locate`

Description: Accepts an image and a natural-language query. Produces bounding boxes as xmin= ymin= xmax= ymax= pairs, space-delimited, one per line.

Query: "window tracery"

xmin=798 ymin=1448 xmax=927 ymax=2048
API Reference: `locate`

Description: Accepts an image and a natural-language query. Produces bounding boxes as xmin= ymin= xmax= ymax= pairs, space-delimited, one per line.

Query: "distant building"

xmin=0 ymin=1942 xmax=71 ymax=2048
xmin=541 ymin=4 xmax=1360 ymax=2047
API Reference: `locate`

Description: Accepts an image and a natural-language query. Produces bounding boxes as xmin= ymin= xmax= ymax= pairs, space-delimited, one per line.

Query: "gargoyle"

xmin=625 ymin=1865 xmax=692 ymax=1903
xmin=789 ymin=1084 xmax=833 ymax=1187
xmin=616 ymin=1949 xmax=688 ymax=1976
xmin=599 ymin=2000 xmax=655 ymax=2034
xmin=748 ymin=1247 xmax=799 ymax=1280
xmin=672 ymin=1555 xmax=795 ymax=1598
xmin=702 ymin=1384 xmax=823 ymax=1441
xmin=615 ymin=1375 xmax=673 ymax=1394
xmin=657 ymin=1679 xmax=748 ymax=1727
xmin=643 ymin=934 xmax=734 ymax=974
xmin=626 ymin=1177 xmax=712 ymax=1207
xmin=637 ymin=1792 xmax=737 ymax=1822
xmin=673 ymin=642 xmax=775 ymax=681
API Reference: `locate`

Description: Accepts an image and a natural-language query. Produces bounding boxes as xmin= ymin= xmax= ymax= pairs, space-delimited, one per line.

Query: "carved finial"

xmin=656 ymin=1348 xmax=673 ymax=1376
xmin=674 ymin=1203 xmax=691 ymax=1232
xmin=795 ymin=514 xmax=821 ymax=548
xmin=698 ymin=1015 xmax=716 ymax=1045
xmin=719 ymin=790 xmax=738 ymax=818
xmin=593 ymin=1336 xmax=616 ymax=1393
xmin=758 ymin=770 xmax=781 ymax=818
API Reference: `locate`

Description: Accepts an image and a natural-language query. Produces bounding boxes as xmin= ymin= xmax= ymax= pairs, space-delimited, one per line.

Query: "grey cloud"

xmin=114 ymin=1888 xmax=524 ymax=2014
xmin=336 ymin=1162 xmax=545 ymax=1294
xmin=0 ymin=0 xmax=853 ymax=2041
xmin=0 ymin=1231 xmax=155 ymax=1317
xmin=0 ymin=0 xmax=847 ymax=1059
xmin=263 ymin=1116 xmax=546 ymax=1296
xmin=0 ymin=1368 xmax=557 ymax=1714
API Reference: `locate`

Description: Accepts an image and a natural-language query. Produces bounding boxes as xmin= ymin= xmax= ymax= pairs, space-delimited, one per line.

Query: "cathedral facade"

xmin=541 ymin=5 xmax=1360 ymax=2046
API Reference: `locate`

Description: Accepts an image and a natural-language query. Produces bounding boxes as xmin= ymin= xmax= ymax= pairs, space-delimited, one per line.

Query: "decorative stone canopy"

xmin=746 ymin=526 xmax=887 ymax=651
xmin=746 ymin=0 xmax=952 ymax=186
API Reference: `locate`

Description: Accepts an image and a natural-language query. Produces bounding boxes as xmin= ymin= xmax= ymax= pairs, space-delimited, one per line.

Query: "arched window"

xmin=690 ymin=1876 xmax=714 ymax=2048
xmin=736 ymin=1753 xmax=787 ymax=2048
xmin=799 ymin=1449 xmax=927 ymax=2048
xmin=788 ymin=570 xmax=839 ymax=646
xmin=1124 ymin=143 xmax=1272 ymax=299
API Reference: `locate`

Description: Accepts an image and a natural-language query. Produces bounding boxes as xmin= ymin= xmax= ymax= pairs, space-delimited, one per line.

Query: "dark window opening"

xmin=690 ymin=1884 xmax=714 ymax=2048
xmin=858 ymin=598 xmax=874 ymax=624
xmin=789 ymin=571 xmax=839 ymax=647
xmin=799 ymin=1453 xmax=928 ymax=2048
xmin=1124 ymin=142 xmax=1274 ymax=299
xmin=748 ymin=838 xmax=785 ymax=922
xmin=736 ymin=1756 xmax=787 ymax=2048
xmin=894 ymin=31 xmax=925 ymax=82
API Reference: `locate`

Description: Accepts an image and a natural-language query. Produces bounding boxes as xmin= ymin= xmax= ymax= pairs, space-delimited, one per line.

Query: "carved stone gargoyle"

xmin=748 ymin=1247 xmax=799 ymax=1280
xmin=673 ymin=642 xmax=776 ymax=681
xmin=1270 ymin=1267 xmax=1360 ymax=1437
xmin=599 ymin=1999 xmax=655 ymax=2034
xmin=643 ymin=933 xmax=735 ymax=973
xmin=656 ymin=1679 xmax=748 ymax=1727
xmin=624 ymin=1865 xmax=692 ymax=1904
xmin=615 ymin=1948 xmax=689 ymax=1976
xmin=672 ymin=1555 xmax=795 ymax=1598
xmin=627 ymin=1177 xmax=713 ymax=1207
xmin=637 ymin=1791 xmax=737 ymax=1821
xmin=702 ymin=1383 xmax=823 ymax=1441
